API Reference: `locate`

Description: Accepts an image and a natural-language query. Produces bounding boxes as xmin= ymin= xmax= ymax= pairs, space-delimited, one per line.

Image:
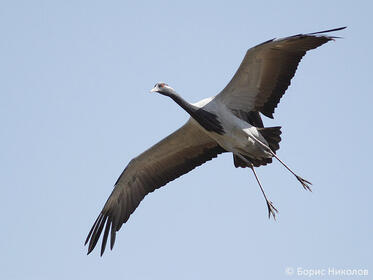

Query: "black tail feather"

xmin=233 ymin=126 xmax=282 ymax=168
xmin=257 ymin=126 xmax=282 ymax=153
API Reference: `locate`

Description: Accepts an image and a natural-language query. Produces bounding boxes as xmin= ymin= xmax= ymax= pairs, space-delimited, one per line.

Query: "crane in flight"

xmin=85 ymin=27 xmax=346 ymax=256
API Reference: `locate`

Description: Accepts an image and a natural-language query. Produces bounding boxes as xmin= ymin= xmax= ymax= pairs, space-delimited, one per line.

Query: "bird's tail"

xmin=233 ymin=126 xmax=282 ymax=168
xmin=257 ymin=126 xmax=282 ymax=153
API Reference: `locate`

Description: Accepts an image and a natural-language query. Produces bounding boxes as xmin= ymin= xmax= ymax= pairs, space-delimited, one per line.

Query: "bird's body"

xmin=192 ymin=97 xmax=271 ymax=161
xmin=85 ymin=27 xmax=346 ymax=256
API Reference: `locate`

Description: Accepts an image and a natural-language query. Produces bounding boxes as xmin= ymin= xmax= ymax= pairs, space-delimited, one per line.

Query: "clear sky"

xmin=1 ymin=1 xmax=372 ymax=279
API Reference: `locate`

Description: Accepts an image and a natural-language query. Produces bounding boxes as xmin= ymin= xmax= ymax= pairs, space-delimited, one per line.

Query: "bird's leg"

xmin=237 ymin=154 xmax=278 ymax=219
xmin=250 ymin=137 xmax=312 ymax=192
xmin=250 ymin=165 xmax=278 ymax=220
xmin=269 ymin=152 xmax=312 ymax=192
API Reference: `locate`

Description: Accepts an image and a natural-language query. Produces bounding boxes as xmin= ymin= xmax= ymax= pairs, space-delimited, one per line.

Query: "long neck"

xmin=162 ymin=90 xmax=225 ymax=135
xmin=167 ymin=92 xmax=199 ymax=116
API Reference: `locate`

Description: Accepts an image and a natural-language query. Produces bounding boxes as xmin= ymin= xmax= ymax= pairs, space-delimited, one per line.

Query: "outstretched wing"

xmin=216 ymin=27 xmax=346 ymax=118
xmin=85 ymin=119 xmax=225 ymax=255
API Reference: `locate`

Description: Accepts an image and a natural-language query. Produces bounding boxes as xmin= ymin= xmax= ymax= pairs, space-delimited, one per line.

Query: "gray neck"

xmin=160 ymin=89 xmax=225 ymax=135
xmin=159 ymin=90 xmax=199 ymax=116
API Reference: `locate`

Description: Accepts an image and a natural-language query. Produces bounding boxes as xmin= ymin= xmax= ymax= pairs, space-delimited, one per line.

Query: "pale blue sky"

xmin=1 ymin=1 xmax=372 ymax=279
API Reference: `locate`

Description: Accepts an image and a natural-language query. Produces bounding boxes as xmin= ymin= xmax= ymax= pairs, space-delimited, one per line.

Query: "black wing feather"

xmin=85 ymin=119 xmax=226 ymax=255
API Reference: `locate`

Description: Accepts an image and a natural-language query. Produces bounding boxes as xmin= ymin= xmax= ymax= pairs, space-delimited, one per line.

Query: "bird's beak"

xmin=150 ymin=87 xmax=158 ymax=93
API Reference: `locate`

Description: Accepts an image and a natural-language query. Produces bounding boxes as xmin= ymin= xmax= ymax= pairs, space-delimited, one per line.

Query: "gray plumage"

xmin=85 ymin=27 xmax=346 ymax=256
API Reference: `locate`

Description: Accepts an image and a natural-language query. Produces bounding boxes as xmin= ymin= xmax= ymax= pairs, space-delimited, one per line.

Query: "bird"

xmin=85 ymin=27 xmax=346 ymax=256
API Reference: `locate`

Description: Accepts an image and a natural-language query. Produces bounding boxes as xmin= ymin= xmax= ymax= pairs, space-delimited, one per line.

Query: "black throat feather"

xmin=190 ymin=108 xmax=225 ymax=135
xmin=168 ymin=93 xmax=225 ymax=135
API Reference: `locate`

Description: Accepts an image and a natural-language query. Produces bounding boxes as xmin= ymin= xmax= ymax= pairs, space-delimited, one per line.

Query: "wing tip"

xmin=85 ymin=212 xmax=113 ymax=256
xmin=308 ymin=26 xmax=347 ymax=36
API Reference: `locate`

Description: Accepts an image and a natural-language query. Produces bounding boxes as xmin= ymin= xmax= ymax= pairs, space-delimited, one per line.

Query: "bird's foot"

xmin=266 ymin=200 xmax=278 ymax=220
xmin=296 ymin=175 xmax=312 ymax=192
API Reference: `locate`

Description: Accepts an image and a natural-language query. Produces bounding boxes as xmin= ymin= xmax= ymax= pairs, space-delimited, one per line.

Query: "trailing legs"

xmin=251 ymin=136 xmax=312 ymax=191
xmin=237 ymin=154 xmax=278 ymax=219
xmin=269 ymin=152 xmax=312 ymax=191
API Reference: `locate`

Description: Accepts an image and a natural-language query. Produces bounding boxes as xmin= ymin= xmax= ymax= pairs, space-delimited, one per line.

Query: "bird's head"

xmin=150 ymin=82 xmax=176 ymax=96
